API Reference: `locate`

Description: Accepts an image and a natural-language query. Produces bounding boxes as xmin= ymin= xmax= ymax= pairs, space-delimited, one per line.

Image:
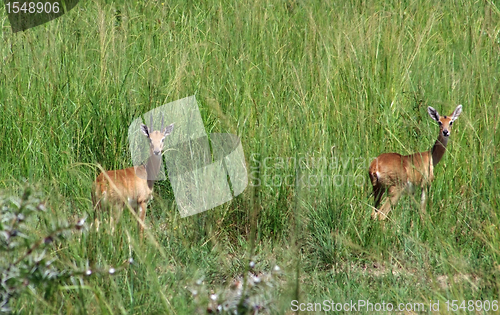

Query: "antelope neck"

xmin=145 ymin=153 xmax=163 ymax=184
xmin=431 ymin=132 xmax=448 ymax=167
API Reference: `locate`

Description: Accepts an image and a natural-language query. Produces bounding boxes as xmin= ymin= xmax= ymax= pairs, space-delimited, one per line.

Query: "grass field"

xmin=1 ymin=0 xmax=500 ymax=313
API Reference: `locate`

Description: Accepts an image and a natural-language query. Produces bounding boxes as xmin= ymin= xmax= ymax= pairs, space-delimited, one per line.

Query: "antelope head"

xmin=140 ymin=114 xmax=174 ymax=156
xmin=427 ymin=105 xmax=462 ymax=138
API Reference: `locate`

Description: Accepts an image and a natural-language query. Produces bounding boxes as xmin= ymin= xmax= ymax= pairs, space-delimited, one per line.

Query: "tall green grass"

xmin=1 ymin=0 xmax=499 ymax=313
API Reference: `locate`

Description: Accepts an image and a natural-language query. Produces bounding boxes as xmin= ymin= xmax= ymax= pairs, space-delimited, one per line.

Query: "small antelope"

xmin=92 ymin=115 xmax=174 ymax=236
xmin=369 ymin=105 xmax=462 ymax=220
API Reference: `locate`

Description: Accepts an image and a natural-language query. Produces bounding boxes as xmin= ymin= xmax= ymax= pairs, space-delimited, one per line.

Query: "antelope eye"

xmin=438 ymin=121 xmax=443 ymax=125
xmin=449 ymin=121 xmax=453 ymax=125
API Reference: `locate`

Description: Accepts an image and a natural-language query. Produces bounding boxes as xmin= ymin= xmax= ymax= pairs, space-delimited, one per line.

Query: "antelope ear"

xmin=140 ymin=124 xmax=150 ymax=137
xmin=451 ymin=104 xmax=462 ymax=121
xmin=163 ymin=123 xmax=174 ymax=136
xmin=427 ymin=106 xmax=440 ymax=122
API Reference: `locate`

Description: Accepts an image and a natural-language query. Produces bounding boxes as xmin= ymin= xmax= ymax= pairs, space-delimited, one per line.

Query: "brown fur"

xmin=369 ymin=105 xmax=462 ymax=220
xmin=92 ymin=120 xmax=174 ymax=237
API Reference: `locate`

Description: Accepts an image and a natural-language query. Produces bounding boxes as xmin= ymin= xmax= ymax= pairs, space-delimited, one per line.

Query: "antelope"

xmin=369 ymin=105 xmax=462 ymax=220
xmin=92 ymin=115 xmax=174 ymax=237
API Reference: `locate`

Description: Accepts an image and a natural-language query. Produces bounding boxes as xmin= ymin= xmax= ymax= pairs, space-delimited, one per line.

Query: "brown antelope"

xmin=369 ymin=105 xmax=462 ymax=220
xmin=92 ymin=115 xmax=174 ymax=237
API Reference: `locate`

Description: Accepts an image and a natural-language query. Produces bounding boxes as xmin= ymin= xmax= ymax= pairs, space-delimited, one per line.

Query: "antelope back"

xmin=403 ymin=151 xmax=433 ymax=187
xmin=93 ymin=167 xmax=150 ymax=208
